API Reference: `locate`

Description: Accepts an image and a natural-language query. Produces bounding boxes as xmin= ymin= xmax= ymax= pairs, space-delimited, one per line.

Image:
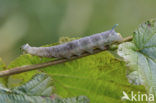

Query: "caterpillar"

xmin=21 ymin=25 xmax=123 ymax=59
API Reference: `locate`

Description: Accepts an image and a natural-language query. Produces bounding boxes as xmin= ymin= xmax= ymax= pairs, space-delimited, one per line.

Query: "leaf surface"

xmin=0 ymin=73 xmax=89 ymax=103
xmin=118 ymin=19 xmax=156 ymax=95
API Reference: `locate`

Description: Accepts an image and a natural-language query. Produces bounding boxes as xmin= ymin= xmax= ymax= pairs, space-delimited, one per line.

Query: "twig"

xmin=120 ymin=35 xmax=133 ymax=43
xmin=0 ymin=36 xmax=133 ymax=77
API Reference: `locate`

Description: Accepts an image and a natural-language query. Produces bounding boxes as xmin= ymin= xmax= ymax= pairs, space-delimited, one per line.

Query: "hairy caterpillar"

xmin=22 ymin=25 xmax=123 ymax=59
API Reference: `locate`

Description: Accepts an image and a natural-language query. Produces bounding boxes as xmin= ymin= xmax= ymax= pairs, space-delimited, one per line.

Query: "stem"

xmin=0 ymin=36 xmax=133 ymax=77
xmin=120 ymin=35 xmax=133 ymax=43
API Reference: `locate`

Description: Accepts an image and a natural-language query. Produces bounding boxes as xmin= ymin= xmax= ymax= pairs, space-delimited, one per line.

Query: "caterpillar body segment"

xmin=22 ymin=27 xmax=122 ymax=59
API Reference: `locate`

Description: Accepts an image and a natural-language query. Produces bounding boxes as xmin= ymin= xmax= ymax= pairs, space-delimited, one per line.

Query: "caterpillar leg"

xmin=74 ymin=52 xmax=81 ymax=57
xmin=64 ymin=56 xmax=71 ymax=59
xmin=98 ymin=46 xmax=106 ymax=50
xmin=71 ymin=48 xmax=83 ymax=57
xmin=85 ymin=49 xmax=94 ymax=54
xmin=61 ymin=54 xmax=72 ymax=59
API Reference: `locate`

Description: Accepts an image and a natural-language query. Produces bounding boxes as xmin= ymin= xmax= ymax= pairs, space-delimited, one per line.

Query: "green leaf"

xmin=7 ymin=54 xmax=53 ymax=88
xmin=0 ymin=73 xmax=89 ymax=103
xmin=118 ymin=19 xmax=156 ymax=95
xmin=9 ymin=51 xmax=146 ymax=102
xmin=0 ymin=58 xmax=8 ymax=87
xmin=0 ymin=58 xmax=5 ymax=71
xmin=14 ymin=73 xmax=53 ymax=96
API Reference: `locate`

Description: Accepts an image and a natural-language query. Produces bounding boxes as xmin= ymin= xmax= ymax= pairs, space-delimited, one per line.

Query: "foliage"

xmin=0 ymin=73 xmax=89 ymax=103
xmin=0 ymin=58 xmax=8 ymax=86
xmin=118 ymin=19 xmax=156 ymax=96
xmin=3 ymin=19 xmax=156 ymax=103
xmin=6 ymin=54 xmax=53 ymax=88
xmin=1 ymin=50 xmax=145 ymax=103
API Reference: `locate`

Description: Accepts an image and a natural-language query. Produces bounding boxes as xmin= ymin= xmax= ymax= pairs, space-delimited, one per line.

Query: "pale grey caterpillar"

xmin=21 ymin=24 xmax=123 ymax=59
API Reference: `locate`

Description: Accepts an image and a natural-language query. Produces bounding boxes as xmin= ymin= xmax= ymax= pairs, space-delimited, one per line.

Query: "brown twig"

xmin=0 ymin=36 xmax=133 ymax=77
xmin=120 ymin=35 xmax=133 ymax=43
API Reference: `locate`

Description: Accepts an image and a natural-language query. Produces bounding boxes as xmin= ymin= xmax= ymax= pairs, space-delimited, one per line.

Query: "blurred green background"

xmin=0 ymin=0 xmax=156 ymax=63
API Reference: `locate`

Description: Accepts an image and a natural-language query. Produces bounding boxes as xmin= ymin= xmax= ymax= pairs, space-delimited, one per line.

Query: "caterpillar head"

xmin=109 ymin=30 xmax=123 ymax=42
xmin=21 ymin=43 xmax=31 ymax=53
xmin=109 ymin=24 xmax=123 ymax=42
